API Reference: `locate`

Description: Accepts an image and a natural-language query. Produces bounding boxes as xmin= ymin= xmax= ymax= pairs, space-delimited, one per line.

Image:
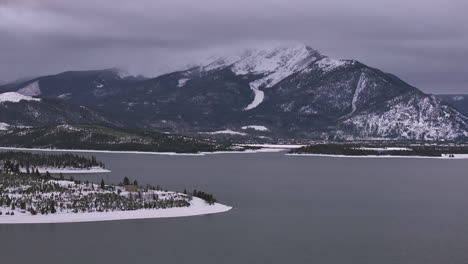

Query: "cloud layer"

xmin=1 ymin=0 xmax=467 ymax=93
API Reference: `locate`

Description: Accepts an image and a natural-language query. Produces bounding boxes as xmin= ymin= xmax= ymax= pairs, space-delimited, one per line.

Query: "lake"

xmin=2 ymin=151 xmax=468 ymax=263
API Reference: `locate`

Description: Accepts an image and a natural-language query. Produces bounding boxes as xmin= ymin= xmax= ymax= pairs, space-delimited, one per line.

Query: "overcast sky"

xmin=1 ymin=0 xmax=467 ymax=93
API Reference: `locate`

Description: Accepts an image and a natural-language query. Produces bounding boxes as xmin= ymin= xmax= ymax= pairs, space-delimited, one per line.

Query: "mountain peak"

xmin=232 ymin=44 xmax=321 ymax=79
xmin=199 ymin=43 xmax=322 ymax=73
xmin=227 ymin=44 xmax=324 ymax=110
xmin=232 ymin=44 xmax=322 ymax=75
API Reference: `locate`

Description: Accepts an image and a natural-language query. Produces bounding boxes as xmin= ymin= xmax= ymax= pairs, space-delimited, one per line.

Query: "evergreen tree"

xmin=51 ymin=202 xmax=56 ymax=213
xmin=123 ymin=177 xmax=130 ymax=185
xmin=101 ymin=179 xmax=105 ymax=189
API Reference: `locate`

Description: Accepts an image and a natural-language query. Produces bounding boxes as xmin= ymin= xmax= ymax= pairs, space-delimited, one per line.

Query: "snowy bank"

xmin=0 ymin=197 xmax=232 ymax=224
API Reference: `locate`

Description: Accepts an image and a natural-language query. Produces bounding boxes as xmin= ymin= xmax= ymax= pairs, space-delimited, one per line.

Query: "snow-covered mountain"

xmin=230 ymin=45 xmax=322 ymax=110
xmin=1 ymin=44 xmax=467 ymax=141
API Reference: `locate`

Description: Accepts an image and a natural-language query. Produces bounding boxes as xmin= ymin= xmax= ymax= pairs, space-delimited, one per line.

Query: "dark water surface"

xmin=2 ymin=151 xmax=468 ymax=264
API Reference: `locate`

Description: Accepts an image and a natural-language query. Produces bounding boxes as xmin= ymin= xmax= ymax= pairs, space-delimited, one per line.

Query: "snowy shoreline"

xmin=0 ymin=146 xmax=285 ymax=155
xmin=19 ymin=166 xmax=111 ymax=174
xmin=0 ymin=197 xmax=232 ymax=224
xmin=287 ymin=153 xmax=468 ymax=159
xmin=239 ymin=144 xmax=305 ymax=149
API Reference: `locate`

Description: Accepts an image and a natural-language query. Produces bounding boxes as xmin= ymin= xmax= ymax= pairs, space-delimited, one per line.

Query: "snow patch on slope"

xmin=17 ymin=81 xmax=41 ymax=96
xmin=0 ymin=122 xmax=10 ymax=130
xmin=316 ymin=58 xmax=348 ymax=73
xmin=203 ymin=55 xmax=242 ymax=71
xmin=0 ymin=92 xmax=41 ymax=103
xmin=244 ymin=88 xmax=265 ymax=110
xmin=57 ymin=93 xmax=72 ymax=99
xmin=177 ymin=78 xmax=189 ymax=87
xmin=351 ymin=73 xmax=367 ymax=114
xmin=200 ymin=129 xmax=247 ymax=136
xmin=241 ymin=125 xmax=269 ymax=131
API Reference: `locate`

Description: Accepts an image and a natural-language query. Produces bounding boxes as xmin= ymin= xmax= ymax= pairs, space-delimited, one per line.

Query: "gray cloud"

xmin=0 ymin=0 xmax=467 ymax=93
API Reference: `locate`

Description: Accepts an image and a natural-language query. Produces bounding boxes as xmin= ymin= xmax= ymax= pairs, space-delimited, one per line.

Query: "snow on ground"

xmin=17 ymin=81 xmax=41 ymax=96
xmin=239 ymin=144 xmax=306 ymax=149
xmin=0 ymin=92 xmax=41 ymax=103
xmin=177 ymin=78 xmax=189 ymax=87
xmin=200 ymin=130 xmax=247 ymax=136
xmin=241 ymin=125 xmax=269 ymax=131
xmin=0 ymin=122 xmax=10 ymax=130
xmin=354 ymin=147 xmax=411 ymax=151
xmin=19 ymin=166 xmax=111 ymax=174
xmin=453 ymin=95 xmax=464 ymax=101
xmin=0 ymin=197 xmax=232 ymax=224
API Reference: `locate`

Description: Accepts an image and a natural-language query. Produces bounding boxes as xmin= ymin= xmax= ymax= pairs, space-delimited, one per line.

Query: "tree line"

xmin=0 ymin=151 xmax=104 ymax=172
xmin=290 ymin=144 xmax=468 ymax=157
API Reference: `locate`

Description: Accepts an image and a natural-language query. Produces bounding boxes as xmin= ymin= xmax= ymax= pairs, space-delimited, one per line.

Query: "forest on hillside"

xmin=0 ymin=151 xmax=104 ymax=174
xmin=0 ymin=125 xmax=237 ymax=153
xmin=290 ymin=144 xmax=468 ymax=157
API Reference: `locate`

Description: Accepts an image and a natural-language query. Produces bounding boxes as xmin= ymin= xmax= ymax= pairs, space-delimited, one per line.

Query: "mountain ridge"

xmin=1 ymin=44 xmax=467 ymax=141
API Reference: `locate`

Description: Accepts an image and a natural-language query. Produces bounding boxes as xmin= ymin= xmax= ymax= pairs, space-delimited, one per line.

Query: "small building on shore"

xmin=124 ymin=185 xmax=138 ymax=192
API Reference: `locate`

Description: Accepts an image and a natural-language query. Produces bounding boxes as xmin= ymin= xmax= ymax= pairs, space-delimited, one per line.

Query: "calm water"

xmin=2 ymin=151 xmax=468 ymax=264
